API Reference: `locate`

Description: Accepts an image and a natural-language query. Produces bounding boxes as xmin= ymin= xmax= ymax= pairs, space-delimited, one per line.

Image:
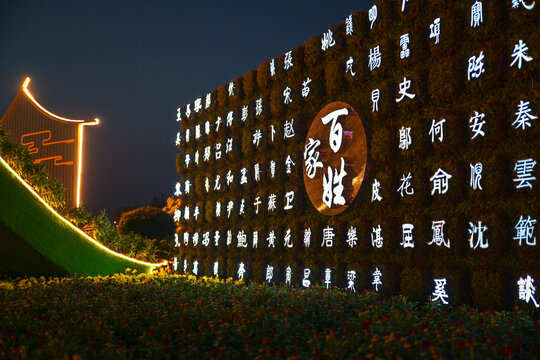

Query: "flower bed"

xmin=0 ymin=273 xmax=538 ymax=359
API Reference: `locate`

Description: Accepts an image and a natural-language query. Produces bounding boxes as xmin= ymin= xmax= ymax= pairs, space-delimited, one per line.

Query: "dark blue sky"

xmin=0 ymin=1 xmax=373 ymax=215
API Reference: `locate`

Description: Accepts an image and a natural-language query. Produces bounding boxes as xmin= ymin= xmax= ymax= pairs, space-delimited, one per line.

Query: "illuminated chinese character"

xmin=468 ymin=51 xmax=486 ymax=80
xmin=253 ymin=231 xmax=258 ymax=248
xmin=430 ymin=168 xmax=452 ymax=195
xmin=429 ymin=18 xmax=441 ymax=44
xmin=372 ymin=179 xmax=382 ymax=202
xmin=468 ymin=221 xmax=488 ymax=249
xmin=301 ymin=77 xmax=312 ymax=98
xmin=240 ymin=168 xmax=248 ymax=185
xmin=401 ymin=224 xmax=414 ymax=248
xmin=304 ymin=138 xmax=323 ymax=179
xmin=469 ymin=111 xmax=486 ymax=139
xmin=175 ymin=132 xmax=181 ymax=146
xmin=285 ymin=266 xmax=292 ymax=285
xmin=284 ymin=191 xmax=295 ymax=210
xmin=371 ymin=225 xmax=383 ymax=248
xmin=192 ymin=233 xmax=199 ymax=246
xmin=237 ymin=230 xmax=247 ymax=248
xmin=514 ymin=215 xmax=537 ymax=246
xmin=255 ymin=98 xmax=263 ymax=116
xmin=514 ymin=158 xmax=536 ymax=189
xmin=228 ymin=81 xmax=235 ymax=96
xmin=518 ymin=275 xmax=539 ymax=307
xmin=172 ymin=257 xmax=178 ymax=271
xmin=323 ymin=158 xmax=347 ymax=208
xmin=226 ymin=201 xmax=234 ymax=218
xmin=176 ymin=107 xmax=181 ymax=122
xmin=238 ymin=263 xmax=246 ymax=280
xmin=183 ymin=232 xmax=189 ymax=246
xmin=253 ymin=129 xmax=262 ymax=147
xmin=268 ymin=193 xmax=277 ymax=212
xmin=183 ymin=206 xmax=190 ymax=220
xmin=284 ymin=119 xmax=295 ymax=139
xmin=372 ymin=268 xmax=382 ymax=291
xmin=345 ymin=14 xmax=353 ymax=35
xmin=202 ymin=232 xmax=210 ymax=247
xmin=226 ymin=111 xmax=234 ymax=127
xmin=322 ymin=226 xmax=335 ymax=247
xmin=174 ymin=233 xmax=180 ymax=247
xmin=347 ymin=270 xmax=356 ymax=292
xmin=399 ymin=126 xmax=412 ymax=150
xmin=395 ymin=77 xmax=416 ymax=102
xmin=513 ymin=100 xmax=537 ymax=130
xmin=266 ymin=265 xmax=274 ymax=283
xmin=203 ymin=146 xmax=211 ymax=162
xmin=398 ymin=172 xmax=414 ymax=197
xmin=184 ymin=154 xmax=191 ymax=168
xmin=471 ymin=1 xmax=483 ymax=28
xmin=192 ymin=260 xmax=199 ymax=276
xmin=193 ymin=206 xmax=200 ymax=221
xmin=215 ymin=201 xmax=221 ymax=217
xmin=369 ymin=5 xmax=377 ymax=29
xmin=194 ymin=98 xmax=202 ymax=113
xmin=227 ymin=230 xmax=232 ymax=246
xmin=324 ymin=268 xmax=332 ymax=289
xmin=432 ymin=278 xmax=449 ymax=304
xmin=241 ymin=105 xmax=248 ymax=122
xmin=185 ymin=128 xmax=190 ymax=143
xmin=285 ymin=155 xmax=295 ymax=174
xmin=372 ymin=89 xmax=380 ymax=112
xmin=204 ymin=177 xmax=210 ymax=193
xmin=214 ymin=231 xmax=220 ymax=246
xmin=184 ymin=179 xmax=191 ymax=194
xmin=215 ymin=116 xmax=222 ymax=132
xmin=205 ymin=93 xmax=211 ymax=109
xmin=284 ymin=50 xmax=293 ymax=70
xmin=270 ymin=160 xmax=276 ymax=178
xmin=213 ymin=261 xmax=219 ymax=277
xmin=270 ymin=124 xmax=276 ymax=142
xmin=270 ymin=58 xmax=276 ymax=76
xmin=239 ymin=198 xmax=245 ymax=215
xmin=213 ymin=175 xmax=221 ymax=191
xmin=174 ymin=182 xmax=181 ymax=196
xmin=283 ymin=86 xmax=292 ymax=104
xmin=428 ymin=220 xmax=450 ymax=248
xmin=512 ymin=0 xmax=535 ymax=10
xmin=183 ymin=259 xmax=188 ymax=273
xmin=205 ymin=120 xmax=210 ymax=135
xmin=368 ymin=46 xmax=382 ymax=71
xmin=284 ymin=228 xmax=293 ymax=248
xmin=400 ymin=34 xmax=410 ymax=59
xmin=470 ymin=163 xmax=483 ymax=190
xmin=173 ymin=209 xmax=181 ymax=222
xmin=304 ymin=228 xmax=311 ymax=247
xmin=254 ymin=163 xmax=261 ymax=182
xmin=253 ymin=196 xmax=261 ymax=215
xmin=322 ymin=108 xmax=347 ymax=152
xmin=347 ymin=226 xmax=358 ymax=247
xmin=302 ymin=268 xmax=311 ymax=288
xmin=194 ymin=151 xmax=199 ymax=165
xmin=267 ymin=230 xmax=276 ymax=248
xmin=346 ymin=56 xmax=356 ymax=76
xmin=195 ymin=125 xmax=201 ymax=140
xmin=185 ymin=104 xmax=191 ymax=118
xmin=429 ymin=118 xmax=446 ymax=143
xmin=321 ymin=29 xmax=336 ymax=51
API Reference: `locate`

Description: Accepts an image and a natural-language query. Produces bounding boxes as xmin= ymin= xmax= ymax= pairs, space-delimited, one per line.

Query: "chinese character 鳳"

xmin=468 ymin=221 xmax=488 ymax=249
xmin=471 ymin=1 xmax=483 ymax=28
xmin=432 ymin=278 xmax=449 ymax=304
xmin=369 ymin=5 xmax=377 ymax=29
xmin=346 ymin=56 xmax=356 ymax=76
xmin=470 ymin=163 xmax=483 ymax=190
xmin=345 ymin=14 xmax=353 ymax=35
xmin=468 ymin=51 xmax=486 ymax=80
xmin=514 ymin=215 xmax=536 ymax=246
xmin=401 ymin=223 xmax=414 ymax=248
xmin=518 ymin=275 xmax=539 ymax=307
xmin=266 ymin=265 xmax=274 ymax=283
xmin=347 ymin=270 xmax=356 ymax=292
xmin=469 ymin=111 xmax=486 ymax=139
xmin=284 ymin=191 xmax=295 ymax=210
xmin=303 ymin=228 xmax=312 ymax=248
xmin=397 ymin=172 xmax=414 ymax=197
xmin=325 ymin=268 xmax=332 ymax=289
xmin=302 ymin=268 xmax=311 ymax=288
xmin=267 ymin=230 xmax=276 ymax=248
xmin=429 ymin=118 xmax=446 ymax=143
xmin=429 ymin=18 xmax=441 ymax=44
xmin=322 ymin=226 xmax=335 ymax=247
xmin=372 ymin=89 xmax=380 ymax=112
xmin=321 ymin=29 xmax=336 ymax=51
xmin=322 ymin=158 xmax=347 ymax=208
xmin=372 ymin=178 xmax=382 ymax=202
xmin=238 ymin=262 xmax=246 ymax=280
xmin=395 ymin=77 xmax=416 ymax=102
xmin=400 ymin=33 xmax=410 ymax=59
xmin=371 ymin=225 xmax=383 ymax=248
xmin=304 ymin=138 xmax=323 ymax=179
xmin=301 ymin=77 xmax=312 ymax=98
xmin=373 ymin=268 xmax=382 ymax=291
xmin=368 ymin=45 xmax=382 ymax=71
xmin=513 ymin=100 xmax=537 ymax=130
xmin=284 ymin=119 xmax=295 ymax=139
xmin=399 ymin=126 xmax=412 ymax=150
xmin=347 ymin=226 xmax=358 ymax=248
xmin=284 ymin=50 xmax=293 ymax=70
xmin=514 ymin=158 xmax=536 ymax=189
xmin=285 ymin=266 xmax=292 ymax=285
xmin=228 ymin=81 xmax=235 ymax=96
xmin=428 ymin=220 xmax=450 ymax=248
xmin=512 ymin=0 xmax=535 ymax=10
xmin=430 ymin=168 xmax=452 ymax=195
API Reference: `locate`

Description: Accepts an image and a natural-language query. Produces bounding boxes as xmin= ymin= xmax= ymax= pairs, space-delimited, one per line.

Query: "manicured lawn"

xmin=0 ymin=273 xmax=538 ymax=359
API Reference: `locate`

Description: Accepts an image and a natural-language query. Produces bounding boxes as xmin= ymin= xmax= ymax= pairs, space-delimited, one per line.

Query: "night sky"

xmin=0 ymin=1 xmax=373 ymax=215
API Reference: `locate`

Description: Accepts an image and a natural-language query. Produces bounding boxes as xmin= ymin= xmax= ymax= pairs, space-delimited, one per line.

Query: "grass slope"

xmin=0 ymin=157 xmax=160 ymax=276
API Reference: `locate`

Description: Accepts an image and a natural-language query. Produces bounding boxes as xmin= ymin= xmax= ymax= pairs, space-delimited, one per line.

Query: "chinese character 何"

xmin=303 ymin=102 xmax=368 ymax=216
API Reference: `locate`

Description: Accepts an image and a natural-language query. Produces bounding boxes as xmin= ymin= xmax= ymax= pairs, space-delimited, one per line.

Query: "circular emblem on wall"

xmin=303 ymin=102 xmax=367 ymax=216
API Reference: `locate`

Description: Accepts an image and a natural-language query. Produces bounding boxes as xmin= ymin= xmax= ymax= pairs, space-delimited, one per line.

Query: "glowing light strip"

xmin=0 ymin=154 xmax=167 ymax=271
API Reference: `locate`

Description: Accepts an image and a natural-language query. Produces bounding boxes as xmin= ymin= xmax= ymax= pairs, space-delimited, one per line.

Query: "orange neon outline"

xmin=21 ymin=77 xmax=99 ymax=207
xmin=21 ymin=130 xmax=75 ymax=166
xmin=0 ymin=154 xmax=167 ymax=272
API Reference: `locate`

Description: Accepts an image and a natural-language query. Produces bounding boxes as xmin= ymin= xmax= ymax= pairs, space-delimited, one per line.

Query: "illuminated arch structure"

xmin=1 ymin=77 xmax=98 ymax=207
